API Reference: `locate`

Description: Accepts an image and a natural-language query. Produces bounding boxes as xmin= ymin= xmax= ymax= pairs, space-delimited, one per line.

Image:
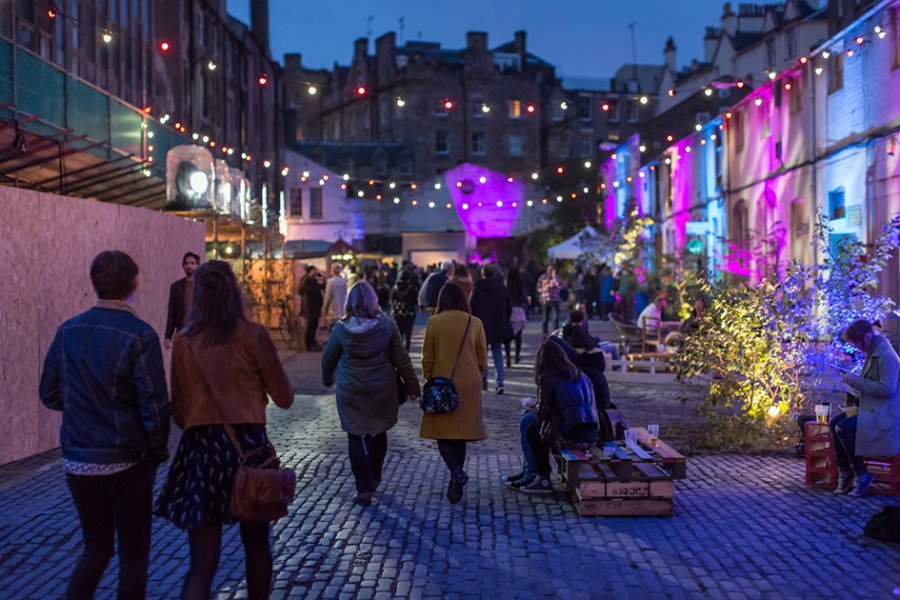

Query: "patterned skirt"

xmin=154 ymin=424 xmax=274 ymax=529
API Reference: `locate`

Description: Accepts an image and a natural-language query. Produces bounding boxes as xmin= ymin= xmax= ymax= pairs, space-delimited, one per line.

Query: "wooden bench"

xmin=552 ymin=427 xmax=687 ymax=517
xmin=804 ymin=422 xmax=900 ymax=495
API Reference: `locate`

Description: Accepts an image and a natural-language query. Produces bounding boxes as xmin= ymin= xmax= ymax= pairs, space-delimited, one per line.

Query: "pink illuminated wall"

xmin=667 ymin=136 xmax=700 ymax=251
xmin=724 ymin=65 xmax=814 ymax=281
xmin=600 ymin=157 xmax=617 ymax=230
xmin=444 ymin=163 xmax=524 ymax=238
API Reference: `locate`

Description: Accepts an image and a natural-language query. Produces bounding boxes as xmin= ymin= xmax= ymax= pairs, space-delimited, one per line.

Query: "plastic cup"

xmin=814 ymin=404 xmax=830 ymax=425
xmin=625 ymin=428 xmax=638 ymax=446
xmin=647 ymin=424 xmax=660 ymax=446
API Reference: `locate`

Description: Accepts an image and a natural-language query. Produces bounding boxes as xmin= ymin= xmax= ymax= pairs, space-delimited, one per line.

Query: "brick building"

xmin=0 ymin=0 xmax=281 ymax=215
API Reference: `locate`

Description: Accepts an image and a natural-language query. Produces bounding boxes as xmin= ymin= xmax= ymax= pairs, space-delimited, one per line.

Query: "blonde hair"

xmin=344 ymin=281 xmax=382 ymax=320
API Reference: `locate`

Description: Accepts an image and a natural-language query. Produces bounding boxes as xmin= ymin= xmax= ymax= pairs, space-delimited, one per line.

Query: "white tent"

xmin=547 ymin=226 xmax=598 ymax=260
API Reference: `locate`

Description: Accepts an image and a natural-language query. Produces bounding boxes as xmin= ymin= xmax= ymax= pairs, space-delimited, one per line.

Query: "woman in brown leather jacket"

xmin=155 ymin=260 xmax=293 ymax=600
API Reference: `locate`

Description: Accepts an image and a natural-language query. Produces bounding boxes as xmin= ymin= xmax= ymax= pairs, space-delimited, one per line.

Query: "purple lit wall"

xmin=600 ymin=157 xmax=617 ymax=230
xmin=445 ymin=163 xmax=525 ymax=238
xmin=724 ymin=66 xmax=814 ymax=281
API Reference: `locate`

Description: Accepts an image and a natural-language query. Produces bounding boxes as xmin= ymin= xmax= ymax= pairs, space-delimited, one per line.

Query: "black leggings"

xmin=182 ymin=522 xmax=271 ymax=600
xmin=504 ymin=331 xmax=522 ymax=365
xmin=347 ymin=432 xmax=388 ymax=493
xmin=437 ymin=439 xmax=467 ymax=478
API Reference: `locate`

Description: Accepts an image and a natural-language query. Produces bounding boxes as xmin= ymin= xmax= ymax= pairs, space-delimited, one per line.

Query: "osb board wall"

xmin=0 ymin=188 xmax=204 ymax=465
xmin=243 ymin=258 xmax=294 ymax=328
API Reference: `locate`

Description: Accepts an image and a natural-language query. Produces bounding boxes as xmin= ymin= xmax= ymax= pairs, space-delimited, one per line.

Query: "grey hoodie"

xmin=321 ymin=314 xmax=420 ymax=435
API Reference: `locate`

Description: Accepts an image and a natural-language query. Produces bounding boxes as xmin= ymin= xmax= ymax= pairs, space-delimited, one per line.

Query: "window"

xmin=508 ymin=100 xmax=522 ymax=119
xmin=471 ymin=131 xmax=486 ymax=155
xmin=894 ymin=8 xmax=900 ymax=69
xmin=733 ymin=110 xmax=745 ymax=153
xmin=290 ymin=187 xmax=302 ymax=218
xmin=435 ymin=129 xmax=449 ymax=154
xmin=373 ymin=154 xmax=386 ymax=176
xmin=580 ymin=130 xmax=594 ymax=157
xmin=767 ymin=39 xmax=777 ymax=67
xmin=786 ymin=28 xmax=798 ymax=58
xmin=577 ymin=95 xmax=591 ymax=120
xmin=789 ymin=78 xmax=802 ymax=114
xmin=733 ymin=200 xmax=749 ymax=249
xmin=552 ymin=100 xmax=565 ymax=121
xmin=434 ymin=98 xmax=451 ymax=117
xmin=829 ymin=188 xmax=846 ymax=220
xmin=559 ymin=132 xmax=571 ymax=159
xmin=828 ymin=50 xmax=843 ymax=94
xmin=471 ymin=95 xmax=485 ymax=118
xmin=401 ymin=157 xmax=413 ymax=176
xmin=548 ymin=133 xmax=560 ymax=157
xmin=508 ymin=134 xmax=523 ymax=157
xmin=608 ymin=98 xmax=620 ymax=123
xmin=309 ymin=188 xmax=323 ymax=219
xmin=627 ymin=99 xmax=639 ymax=123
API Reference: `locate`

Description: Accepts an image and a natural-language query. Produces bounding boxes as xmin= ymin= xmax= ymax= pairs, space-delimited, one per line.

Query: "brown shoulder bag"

xmin=187 ymin=338 xmax=297 ymax=522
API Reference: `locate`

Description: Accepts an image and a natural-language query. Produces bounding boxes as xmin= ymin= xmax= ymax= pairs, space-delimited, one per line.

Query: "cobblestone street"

xmin=1 ymin=320 xmax=898 ymax=599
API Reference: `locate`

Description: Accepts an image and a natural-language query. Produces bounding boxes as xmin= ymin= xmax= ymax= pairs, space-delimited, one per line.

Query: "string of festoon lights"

xmin=37 ymin=3 xmax=278 ymax=170
xmin=660 ymin=15 xmax=891 ymax=153
xmin=284 ymin=158 xmax=608 ymax=210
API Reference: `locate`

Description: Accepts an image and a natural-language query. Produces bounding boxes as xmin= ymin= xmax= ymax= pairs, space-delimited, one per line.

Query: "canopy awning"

xmin=547 ymin=226 xmax=598 ymax=260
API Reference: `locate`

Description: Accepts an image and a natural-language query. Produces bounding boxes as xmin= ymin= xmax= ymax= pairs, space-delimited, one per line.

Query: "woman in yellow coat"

xmin=420 ymin=282 xmax=487 ymax=503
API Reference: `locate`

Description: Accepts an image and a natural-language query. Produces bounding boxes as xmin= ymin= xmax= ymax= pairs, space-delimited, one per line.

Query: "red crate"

xmin=804 ymin=421 xmax=899 ymax=495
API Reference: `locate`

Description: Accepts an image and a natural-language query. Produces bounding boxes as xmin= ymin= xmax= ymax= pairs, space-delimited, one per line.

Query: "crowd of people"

xmin=37 ymin=249 xmax=900 ymax=599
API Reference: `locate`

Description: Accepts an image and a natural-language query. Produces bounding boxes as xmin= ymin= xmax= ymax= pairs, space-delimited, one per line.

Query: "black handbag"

xmin=420 ymin=315 xmax=472 ymax=414
xmin=385 ymin=349 xmax=407 ymax=405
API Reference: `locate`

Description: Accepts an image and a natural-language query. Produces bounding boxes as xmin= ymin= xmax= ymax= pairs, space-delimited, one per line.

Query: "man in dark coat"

xmin=299 ymin=264 xmax=325 ymax=351
xmin=163 ymin=252 xmax=200 ymax=350
xmin=470 ymin=263 xmax=513 ymax=394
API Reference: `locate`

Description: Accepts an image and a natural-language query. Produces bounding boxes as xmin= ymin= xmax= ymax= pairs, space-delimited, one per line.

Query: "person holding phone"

xmin=831 ymin=319 xmax=900 ymax=497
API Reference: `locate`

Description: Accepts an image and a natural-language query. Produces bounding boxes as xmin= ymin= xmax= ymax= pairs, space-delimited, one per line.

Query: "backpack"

xmin=863 ymin=507 xmax=900 ymax=543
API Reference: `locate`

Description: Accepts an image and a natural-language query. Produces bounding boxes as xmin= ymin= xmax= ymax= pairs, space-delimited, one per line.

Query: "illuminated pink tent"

xmin=444 ymin=163 xmax=525 ymax=238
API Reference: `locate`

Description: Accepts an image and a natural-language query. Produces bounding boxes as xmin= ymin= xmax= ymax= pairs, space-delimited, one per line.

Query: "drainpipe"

xmin=809 ymin=52 xmax=818 ymax=268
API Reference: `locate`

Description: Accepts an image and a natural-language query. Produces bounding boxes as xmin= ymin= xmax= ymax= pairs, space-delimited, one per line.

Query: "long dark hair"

xmin=534 ymin=339 xmax=580 ymax=386
xmin=182 ymin=260 xmax=246 ymax=346
xmin=436 ymin=281 xmax=470 ymax=313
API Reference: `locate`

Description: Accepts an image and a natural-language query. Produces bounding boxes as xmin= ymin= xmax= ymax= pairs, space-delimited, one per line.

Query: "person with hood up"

xmin=470 ymin=262 xmax=514 ymax=395
xmin=322 ymin=282 xmax=421 ymax=506
xmin=390 ymin=270 xmax=420 ymax=351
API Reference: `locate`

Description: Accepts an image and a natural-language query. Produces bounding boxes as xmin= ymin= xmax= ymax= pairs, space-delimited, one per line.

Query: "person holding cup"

xmin=830 ymin=319 xmax=900 ymax=497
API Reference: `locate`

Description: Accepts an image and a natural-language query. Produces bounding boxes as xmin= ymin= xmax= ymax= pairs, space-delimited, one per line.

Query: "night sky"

xmin=226 ymin=0 xmax=737 ymax=78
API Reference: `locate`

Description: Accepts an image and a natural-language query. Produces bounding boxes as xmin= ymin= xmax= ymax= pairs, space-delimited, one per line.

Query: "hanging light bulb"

xmin=101 ymin=30 xmax=113 ymax=44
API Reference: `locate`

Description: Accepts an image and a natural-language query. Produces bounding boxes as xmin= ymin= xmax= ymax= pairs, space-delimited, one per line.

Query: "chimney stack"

xmin=664 ymin=37 xmax=677 ymax=73
xmin=514 ymin=30 xmax=527 ymax=64
xmin=250 ymin=0 xmax=270 ymax=56
xmin=721 ymin=2 xmax=737 ymax=37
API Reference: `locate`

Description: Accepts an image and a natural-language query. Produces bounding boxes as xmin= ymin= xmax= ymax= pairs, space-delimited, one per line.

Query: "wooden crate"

xmin=553 ymin=431 xmax=686 ymax=517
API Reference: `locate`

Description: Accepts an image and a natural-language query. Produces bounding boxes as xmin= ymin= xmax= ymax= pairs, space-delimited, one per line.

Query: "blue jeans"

xmin=597 ymin=340 xmax=620 ymax=360
xmin=830 ymin=412 xmax=867 ymax=476
xmin=519 ymin=411 xmax=537 ymax=477
xmin=482 ymin=342 xmax=505 ymax=388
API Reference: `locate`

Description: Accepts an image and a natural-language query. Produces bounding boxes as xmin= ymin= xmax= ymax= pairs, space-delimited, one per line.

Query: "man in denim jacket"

xmin=40 ymin=250 xmax=170 ymax=600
